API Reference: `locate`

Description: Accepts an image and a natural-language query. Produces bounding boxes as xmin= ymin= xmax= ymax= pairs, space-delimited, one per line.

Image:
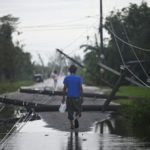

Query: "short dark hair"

xmin=54 ymin=70 xmax=57 ymax=74
xmin=69 ymin=64 xmax=77 ymax=73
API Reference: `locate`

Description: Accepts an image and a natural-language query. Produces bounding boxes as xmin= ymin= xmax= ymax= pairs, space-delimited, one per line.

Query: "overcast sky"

xmin=0 ymin=0 xmax=149 ymax=65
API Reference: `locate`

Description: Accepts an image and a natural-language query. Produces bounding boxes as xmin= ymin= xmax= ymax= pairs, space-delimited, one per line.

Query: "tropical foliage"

xmin=0 ymin=15 xmax=33 ymax=81
xmin=82 ymin=2 xmax=150 ymax=86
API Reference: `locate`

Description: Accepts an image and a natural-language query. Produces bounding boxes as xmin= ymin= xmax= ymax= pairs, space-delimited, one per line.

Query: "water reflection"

xmin=0 ymin=105 xmax=41 ymax=143
xmin=67 ymin=131 xmax=82 ymax=150
xmin=0 ymin=106 xmax=18 ymax=140
xmin=1 ymin=110 xmax=150 ymax=150
xmin=94 ymin=119 xmax=115 ymax=134
xmin=93 ymin=118 xmax=150 ymax=150
xmin=95 ymin=115 xmax=150 ymax=141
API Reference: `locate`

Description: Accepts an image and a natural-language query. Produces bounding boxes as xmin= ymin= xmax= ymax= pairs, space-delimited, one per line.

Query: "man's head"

xmin=54 ymin=70 xmax=57 ymax=74
xmin=69 ymin=64 xmax=77 ymax=74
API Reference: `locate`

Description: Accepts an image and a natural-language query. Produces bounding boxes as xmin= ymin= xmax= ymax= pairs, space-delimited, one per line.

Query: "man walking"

xmin=51 ymin=70 xmax=58 ymax=91
xmin=62 ymin=64 xmax=83 ymax=129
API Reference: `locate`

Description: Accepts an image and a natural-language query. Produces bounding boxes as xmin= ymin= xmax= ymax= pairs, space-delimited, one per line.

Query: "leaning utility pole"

xmin=38 ymin=53 xmax=45 ymax=77
xmin=99 ymin=0 xmax=104 ymax=60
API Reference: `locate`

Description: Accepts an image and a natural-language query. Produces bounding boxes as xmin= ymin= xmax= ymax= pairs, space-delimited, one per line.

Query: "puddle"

xmin=2 ymin=115 xmax=150 ymax=150
xmin=0 ymin=107 xmax=150 ymax=150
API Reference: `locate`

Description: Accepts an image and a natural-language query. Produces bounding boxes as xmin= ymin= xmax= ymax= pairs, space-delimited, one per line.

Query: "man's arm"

xmin=62 ymin=85 xmax=67 ymax=103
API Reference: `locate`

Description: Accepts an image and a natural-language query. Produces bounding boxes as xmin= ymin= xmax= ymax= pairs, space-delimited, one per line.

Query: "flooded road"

xmin=1 ymin=111 xmax=150 ymax=150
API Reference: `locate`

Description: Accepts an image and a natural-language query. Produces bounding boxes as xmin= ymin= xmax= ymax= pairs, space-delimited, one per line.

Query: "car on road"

xmin=33 ymin=73 xmax=44 ymax=82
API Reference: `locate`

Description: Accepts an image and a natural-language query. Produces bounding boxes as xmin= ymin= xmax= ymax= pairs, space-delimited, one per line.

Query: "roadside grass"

xmin=0 ymin=81 xmax=34 ymax=94
xmin=115 ymin=85 xmax=150 ymax=117
xmin=115 ymin=86 xmax=150 ymax=136
xmin=115 ymin=85 xmax=150 ymax=105
xmin=117 ymin=85 xmax=150 ymax=98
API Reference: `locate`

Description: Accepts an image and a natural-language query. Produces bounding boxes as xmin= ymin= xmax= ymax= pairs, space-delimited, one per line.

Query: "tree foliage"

xmin=80 ymin=43 xmax=101 ymax=85
xmin=82 ymin=2 xmax=150 ymax=86
xmin=105 ymin=2 xmax=150 ymax=61
xmin=0 ymin=15 xmax=33 ymax=81
xmin=104 ymin=2 xmax=150 ymax=84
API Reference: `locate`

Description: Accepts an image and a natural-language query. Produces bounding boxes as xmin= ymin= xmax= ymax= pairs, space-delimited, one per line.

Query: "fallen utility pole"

xmin=102 ymin=68 xmax=126 ymax=111
xmin=98 ymin=62 xmax=144 ymax=87
xmin=98 ymin=62 xmax=145 ymax=111
xmin=0 ymin=95 xmax=119 ymax=112
xmin=19 ymin=88 xmax=130 ymax=100
xmin=56 ymin=49 xmax=84 ymax=68
xmin=56 ymin=49 xmax=113 ymax=87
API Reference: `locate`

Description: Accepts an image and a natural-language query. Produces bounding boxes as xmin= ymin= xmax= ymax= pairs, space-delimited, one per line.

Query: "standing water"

xmin=0 ymin=108 xmax=150 ymax=150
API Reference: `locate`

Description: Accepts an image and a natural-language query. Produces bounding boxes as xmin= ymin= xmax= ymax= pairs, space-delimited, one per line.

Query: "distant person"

xmin=62 ymin=65 xmax=83 ymax=129
xmin=51 ymin=70 xmax=58 ymax=91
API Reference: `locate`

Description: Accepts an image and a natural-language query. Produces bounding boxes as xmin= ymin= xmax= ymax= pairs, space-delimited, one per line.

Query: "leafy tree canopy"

xmin=82 ymin=2 xmax=150 ymax=86
xmin=0 ymin=15 xmax=33 ymax=81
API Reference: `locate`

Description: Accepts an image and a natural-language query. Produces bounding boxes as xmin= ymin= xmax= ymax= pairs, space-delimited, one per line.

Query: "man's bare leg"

xmin=70 ymin=120 xmax=74 ymax=129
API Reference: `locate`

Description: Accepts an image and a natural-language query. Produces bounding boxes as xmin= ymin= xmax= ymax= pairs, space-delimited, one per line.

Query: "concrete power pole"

xmin=99 ymin=0 xmax=104 ymax=83
xmin=99 ymin=0 xmax=104 ymax=60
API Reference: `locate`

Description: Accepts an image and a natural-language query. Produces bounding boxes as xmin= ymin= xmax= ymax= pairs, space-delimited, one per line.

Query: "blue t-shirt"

xmin=63 ymin=74 xmax=82 ymax=97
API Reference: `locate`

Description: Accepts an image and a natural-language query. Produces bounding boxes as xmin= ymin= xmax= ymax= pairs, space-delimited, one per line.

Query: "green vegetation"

xmin=115 ymin=86 xmax=150 ymax=106
xmin=0 ymin=15 xmax=33 ymax=81
xmin=80 ymin=2 xmax=150 ymax=137
xmin=0 ymin=14 xmax=51 ymax=83
xmin=117 ymin=86 xmax=150 ymax=98
xmin=79 ymin=2 xmax=150 ymax=137
xmin=0 ymin=81 xmax=34 ymax=94
xmin=116 ymin=86 xmax=150 ymax=138
xmin=81 ymin=2 xmax=150 ymax=86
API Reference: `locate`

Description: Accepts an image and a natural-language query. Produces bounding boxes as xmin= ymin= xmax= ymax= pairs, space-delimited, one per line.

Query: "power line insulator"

xmin=100 ymin=68 xmax=104 ymax=73
xmin=147 ymin=78 xmax=150 ymax=83
xmin=100 ymin=54 xmax=105 ymax=59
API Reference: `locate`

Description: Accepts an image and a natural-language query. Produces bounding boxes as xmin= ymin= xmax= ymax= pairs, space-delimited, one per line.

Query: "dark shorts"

xmin=66 ymin=97 xmax=82 ymax=120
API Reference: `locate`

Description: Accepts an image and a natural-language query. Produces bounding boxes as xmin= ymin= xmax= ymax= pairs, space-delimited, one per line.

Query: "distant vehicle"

xmin=33 ymin=74 xmax=44 ymax=82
